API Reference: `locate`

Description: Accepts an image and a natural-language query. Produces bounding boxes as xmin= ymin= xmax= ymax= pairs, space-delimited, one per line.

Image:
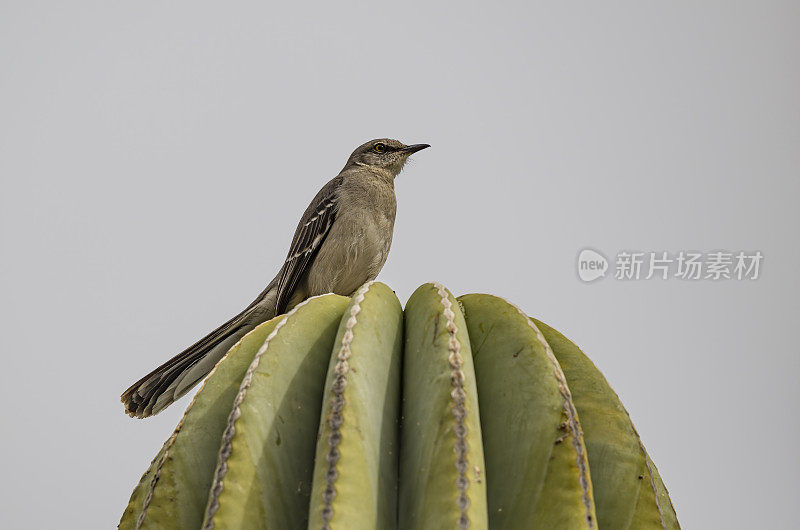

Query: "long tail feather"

xmin=121 ymin=284 xmax=277 ymax=418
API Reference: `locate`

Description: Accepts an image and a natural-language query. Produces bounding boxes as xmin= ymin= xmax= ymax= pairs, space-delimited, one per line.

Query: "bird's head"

xmin=344 ymin=138 xmax=430 ymax=177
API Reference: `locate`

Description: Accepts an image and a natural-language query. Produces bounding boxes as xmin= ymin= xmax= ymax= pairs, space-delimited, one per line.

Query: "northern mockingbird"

xmin=121 ymin=138 xmax=429 ymax=418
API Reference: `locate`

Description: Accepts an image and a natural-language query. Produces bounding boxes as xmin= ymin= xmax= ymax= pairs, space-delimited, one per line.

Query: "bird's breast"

xmin=305 ymin=181 xmax=396 ymax=296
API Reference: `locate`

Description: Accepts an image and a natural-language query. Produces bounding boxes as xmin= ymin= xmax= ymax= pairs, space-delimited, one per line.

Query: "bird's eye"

xmin=374 ymin=143 xmax=386 ymax=153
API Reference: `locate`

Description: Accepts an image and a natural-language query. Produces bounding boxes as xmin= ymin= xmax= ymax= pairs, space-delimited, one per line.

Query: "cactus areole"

xmin=120 ymin=282 xmax=679 ymax=530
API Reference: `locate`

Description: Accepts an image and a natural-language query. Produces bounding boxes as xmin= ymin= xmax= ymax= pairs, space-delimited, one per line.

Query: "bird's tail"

xmin=121 ymin=283 xmax=278 ymax=418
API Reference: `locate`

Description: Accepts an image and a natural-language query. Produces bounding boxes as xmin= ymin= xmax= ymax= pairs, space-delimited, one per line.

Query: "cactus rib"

xmin=119 ymin=444 xmax=167 ymax=530
xmin=400 ymin=283 xmax=488 ymax=530
xmin=308 ymin=282 xmax=403 ymax=529
xmin=201 ymin=293 xmax=349 ymax=530
xmin=434 ymin=283 xmax=472 ymax=527
xmin=510 ymin=303 xmax=595 ymax=528
xmin=202 ymin=304 xmax=298 ymax=528
xmin=458 ymin=293 xmax=596 ymax=529
xmin=320 ymin=281 xmax=373 ymax=526
xmin=534 ymin=318 xmax=680 ymax=529
xmin=136 ymin=433 xmax=177 ymax=529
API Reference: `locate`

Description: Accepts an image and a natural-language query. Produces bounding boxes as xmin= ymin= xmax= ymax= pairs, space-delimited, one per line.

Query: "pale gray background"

xmin=1 ymin=1 xmax=798 ymax=528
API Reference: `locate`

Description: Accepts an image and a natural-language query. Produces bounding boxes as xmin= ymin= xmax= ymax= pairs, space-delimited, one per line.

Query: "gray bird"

xmin=121 ymin=138 xmax=429 ymax=418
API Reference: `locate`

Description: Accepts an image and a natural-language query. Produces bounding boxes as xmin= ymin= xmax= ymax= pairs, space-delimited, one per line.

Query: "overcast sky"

xmin=1 ymin=1 xmax=798 ymax=528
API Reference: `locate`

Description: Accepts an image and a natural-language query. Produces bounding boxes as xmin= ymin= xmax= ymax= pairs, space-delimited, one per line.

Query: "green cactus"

xmin=120 ymin=283 xmax=679 ymax=530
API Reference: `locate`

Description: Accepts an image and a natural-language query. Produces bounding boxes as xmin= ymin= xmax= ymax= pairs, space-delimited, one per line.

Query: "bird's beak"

xmin=401 ymin=143 xmax=431 ymax=155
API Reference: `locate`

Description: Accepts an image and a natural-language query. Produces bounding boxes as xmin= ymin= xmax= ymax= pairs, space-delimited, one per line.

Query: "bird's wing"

xmin=274 ymin=176 xmax=342 ymax=313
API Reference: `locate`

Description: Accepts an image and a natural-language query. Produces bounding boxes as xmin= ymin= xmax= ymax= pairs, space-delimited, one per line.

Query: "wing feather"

xmin=274 ymin=177 xmax=341 ymax=313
